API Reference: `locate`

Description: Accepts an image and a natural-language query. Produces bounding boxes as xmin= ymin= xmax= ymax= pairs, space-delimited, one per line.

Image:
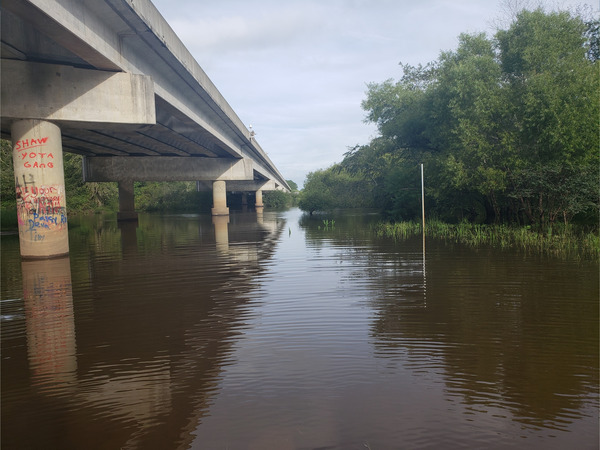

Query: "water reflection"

xmin=1 ymin=209 xmax=597 ymax=449
xmin=22 ymin=257 xmax=77 ymax=396
xmin=212 ymin=215 xmax=229 ymax=253
xmin=368 ymin=242 xmax=599 ymax=432
xmin=2 ymin=211 xmax=287 ymax=449
xmin=118 ymin=219 xmax=139 ymax=256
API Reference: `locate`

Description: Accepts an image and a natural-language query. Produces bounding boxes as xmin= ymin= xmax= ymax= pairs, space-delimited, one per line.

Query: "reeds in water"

xmin=373 ymin=219 xmax=599 ymax=259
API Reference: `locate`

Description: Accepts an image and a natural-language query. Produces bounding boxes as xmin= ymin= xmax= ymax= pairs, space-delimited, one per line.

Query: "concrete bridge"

xmin=1 ymin=0 xmax=289 ymax=258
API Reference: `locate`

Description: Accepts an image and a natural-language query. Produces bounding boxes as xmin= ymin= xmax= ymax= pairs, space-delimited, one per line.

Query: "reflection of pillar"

xmin=255 ymin=189 xmax=264 ymax=210
xmin=212 ymin=215 xmax=229 ymax=253
xmin=241 ymin=192 xmax=248 ymax=212
xmin=211 ymin=180 xmax=229 ymax=216
xmin=118 ymin=219 xmax=139 ymax=256
xmin=11 ymin=119 xmax=69 ymax=258
xmin=22 ymin=257 xmax=77 ymax=395
xmin=117 ymin=180 xmax=138 ymax=221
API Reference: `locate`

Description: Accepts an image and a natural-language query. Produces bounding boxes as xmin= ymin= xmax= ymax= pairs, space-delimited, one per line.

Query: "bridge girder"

xmin=1 ymin=0 xmax=289 ymax=191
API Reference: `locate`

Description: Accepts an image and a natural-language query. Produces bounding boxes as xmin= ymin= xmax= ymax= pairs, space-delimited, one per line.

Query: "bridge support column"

xmin=117 ymin=181 xmax=138 ymax=221
xmin=211 ymin=180 xmax=229 ymax=216
xmin=255 ymin=189 xmax=264 ymax=210
xmin=11 ymin=119 xmax=69 ymax=259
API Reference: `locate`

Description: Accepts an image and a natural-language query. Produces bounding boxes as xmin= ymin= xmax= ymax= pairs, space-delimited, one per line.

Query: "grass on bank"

xmin=373 ymin=219 xmax=600 ymax=259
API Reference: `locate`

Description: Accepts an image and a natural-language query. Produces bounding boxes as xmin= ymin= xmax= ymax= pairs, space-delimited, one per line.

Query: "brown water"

xmin=1 ymin=208 xmax=598 ymax=450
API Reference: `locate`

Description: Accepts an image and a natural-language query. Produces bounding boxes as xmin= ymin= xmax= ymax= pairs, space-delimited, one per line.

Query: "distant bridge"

xmin=1 ymin=0 xmax=289 ymax=257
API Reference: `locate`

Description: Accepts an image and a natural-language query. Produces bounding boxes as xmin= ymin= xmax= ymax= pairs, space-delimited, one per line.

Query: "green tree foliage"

xmin=286 ymin=179 xmax=299 ymax=192
xmin=63 ymin=153 xmax=118 ymax=211
xmin=263 ymin=190 xmax=290 ymax=208
xmin=134 ymin=181 xmax=211 ymax=212
xmin=496 ymin=9 xmax=599 ymax=226
xmin=303 ymin=7 xmax=598 ymax=228
xmin=1 ymin=139 xmax=16 ymax=206
xmin=298 ymin=167 xmax=372 ymax=214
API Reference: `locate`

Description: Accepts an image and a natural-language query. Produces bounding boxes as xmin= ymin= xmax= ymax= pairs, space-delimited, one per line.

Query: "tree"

xmin=263 ymin=190 xmax=288 ymax=208
xmin=1 ymin=139 xmax=16 ymax=206
xmin=298 ymin=167 xmax=372 ymax=214
xmin=298 ymin=170 xmax=336 ymax=214
xmin=286 ymin=179 xmax=299 ymax=192
xmin=358 ymin=7 xmax=598 ymax=226
xmin=497 ymin=9 xmax=599 ymax=227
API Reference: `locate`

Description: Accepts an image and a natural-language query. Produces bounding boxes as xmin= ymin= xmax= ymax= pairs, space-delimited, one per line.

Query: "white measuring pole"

xmin=420 ymin=163 xmax=425 ymax=234
xmin=421 ymin=163 xmax=426 ymax=306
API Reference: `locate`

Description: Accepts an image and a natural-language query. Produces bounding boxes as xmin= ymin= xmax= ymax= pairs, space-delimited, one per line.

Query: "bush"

xmin=135 ymin=181 xmax=212 ymax=212
xmin=299 ymin=167 xmax=373 ymax=214
xmin=263 ymin=190 xmax=293 ymax=208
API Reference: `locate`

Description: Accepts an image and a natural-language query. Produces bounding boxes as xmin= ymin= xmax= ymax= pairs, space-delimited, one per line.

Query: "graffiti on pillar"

xmin=15 ymin=137 xmax=54 ymax=169
xmin=15 ymin=175 xmax=67 ymax=241
xmin=15 ymin=137 xmax=55 ymax=169
xmin=15 ymin=137 xmax=50 ymax=151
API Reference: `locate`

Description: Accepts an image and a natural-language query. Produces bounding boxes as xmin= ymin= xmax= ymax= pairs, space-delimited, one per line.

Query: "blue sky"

xmin=151 ymin=0 xmax=595 ymax=187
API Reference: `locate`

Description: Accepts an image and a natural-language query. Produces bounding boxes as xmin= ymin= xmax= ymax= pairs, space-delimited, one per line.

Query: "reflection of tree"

xmin=368 ymin=241 xmax=599 ymax=431
xmin=2 ymin=212 xmax=286 ymax=449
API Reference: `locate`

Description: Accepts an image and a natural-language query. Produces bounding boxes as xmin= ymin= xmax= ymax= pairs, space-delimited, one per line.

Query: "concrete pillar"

xmin=255 ymin=189 xmax=264 ymax=210
xmin=117 ymin=180 xmax=138 ymax=221
xmin=211 ymin=180 xmax=229 ymax=216
xmin=11 ymin=119 xmax=69 ymax=258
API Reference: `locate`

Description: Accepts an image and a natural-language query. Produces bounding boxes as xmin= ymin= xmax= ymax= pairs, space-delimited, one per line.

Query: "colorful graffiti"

xmin=13 ymin=133 xmax=68 ymax=243
xmin=15 ymin=176 xmax=67 ymax=242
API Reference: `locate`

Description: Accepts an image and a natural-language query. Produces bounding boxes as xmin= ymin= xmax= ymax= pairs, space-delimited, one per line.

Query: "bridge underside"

xmin=1 ymin=0 xmax=289 ymax=258
xmin=1 ymin=59 xmax=282 ymax=185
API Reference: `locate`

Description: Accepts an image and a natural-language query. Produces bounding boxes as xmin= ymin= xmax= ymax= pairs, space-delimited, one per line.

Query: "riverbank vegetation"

xmin=299 ymin=6 xmax=599 ymax=255
xmin=374 ymin=220 xmax=599 ymax=259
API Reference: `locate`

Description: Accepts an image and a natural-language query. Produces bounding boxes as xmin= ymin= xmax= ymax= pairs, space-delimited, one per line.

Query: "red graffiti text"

xmin=14 ymin=137 xmax=49 ymax=151
xmin=20 ymin=151 xmax=55 ymax=169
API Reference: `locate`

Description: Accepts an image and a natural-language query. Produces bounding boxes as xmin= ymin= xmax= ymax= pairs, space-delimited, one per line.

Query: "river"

xmin=1 ymin=207 xmax=598 ymax=449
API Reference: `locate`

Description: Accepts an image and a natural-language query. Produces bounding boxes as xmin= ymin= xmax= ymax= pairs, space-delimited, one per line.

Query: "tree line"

xmin=300 ymin=7 xmax=599 ymax=230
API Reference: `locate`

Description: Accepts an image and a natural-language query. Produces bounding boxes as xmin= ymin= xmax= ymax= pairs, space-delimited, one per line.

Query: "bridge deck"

xmin=1 ymin=0 xmax=288 ymax=189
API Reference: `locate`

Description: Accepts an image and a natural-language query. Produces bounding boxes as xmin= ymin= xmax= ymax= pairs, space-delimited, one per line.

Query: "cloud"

xmin=153 ymin=0 xmax=595 ymax=186
xmin=169 ymin=3 xmax=327 ymax=56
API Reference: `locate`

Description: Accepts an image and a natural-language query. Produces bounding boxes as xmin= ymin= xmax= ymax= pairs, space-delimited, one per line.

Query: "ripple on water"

xmin=1 ymin=210 xmax=598 ymax=449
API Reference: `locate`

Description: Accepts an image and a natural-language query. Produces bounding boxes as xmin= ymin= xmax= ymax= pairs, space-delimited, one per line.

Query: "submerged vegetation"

xmin=320 ymin=219 xmax=335 ymax=230
xmin=374 ymin=220 xmax=599 ymax=259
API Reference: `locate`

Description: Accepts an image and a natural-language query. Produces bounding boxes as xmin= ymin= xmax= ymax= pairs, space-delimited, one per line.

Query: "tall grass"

xmin=373 ymin=219 xmax=599 ymax=259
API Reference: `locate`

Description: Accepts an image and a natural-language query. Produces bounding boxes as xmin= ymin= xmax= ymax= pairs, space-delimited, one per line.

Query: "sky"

xmin=151 ymin=0 xmax=595 ymax=187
